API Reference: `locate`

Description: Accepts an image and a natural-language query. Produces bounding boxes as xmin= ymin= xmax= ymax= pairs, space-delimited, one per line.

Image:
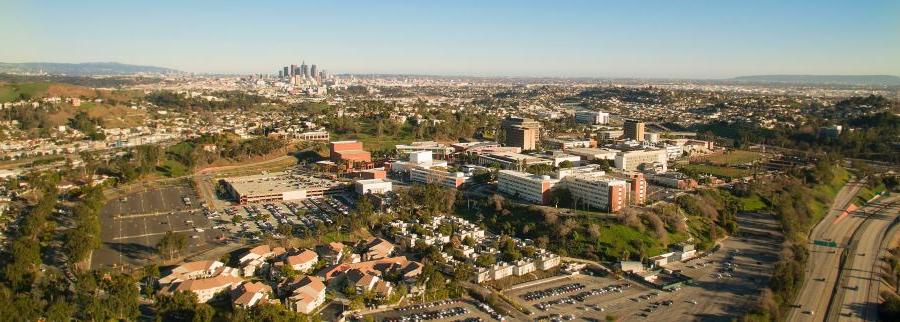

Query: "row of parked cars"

xmin=521 ymin=283 xmax=585 ymax=301
xmin=395 ymin=299 xmax=457 ymax=312
xmin=385 ymin=306 xmax=470 ymax=321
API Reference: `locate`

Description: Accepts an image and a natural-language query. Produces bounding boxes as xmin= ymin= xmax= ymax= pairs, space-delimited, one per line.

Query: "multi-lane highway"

xmin=788 ymin=181 xmax=863 ymax=321
xmin=835 ymin=196 xmax=899 ymax=321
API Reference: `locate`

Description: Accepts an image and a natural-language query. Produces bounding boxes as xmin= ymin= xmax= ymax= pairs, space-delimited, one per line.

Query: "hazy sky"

xmin=2 ymin=0 xmax=898 ymax=78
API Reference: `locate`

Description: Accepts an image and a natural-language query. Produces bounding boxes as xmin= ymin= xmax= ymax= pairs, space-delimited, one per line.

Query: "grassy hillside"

xmin=0 ymin=82 xmax=142 ymax=103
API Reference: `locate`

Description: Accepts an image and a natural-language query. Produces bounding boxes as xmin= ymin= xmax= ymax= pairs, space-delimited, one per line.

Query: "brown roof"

xmin=174 ymin=275 xmax=243 ymax=292
xmin=286 ymin=250 xmax=318 ymax=266
xmin=321 ymin=256 xmax=409 ymax=280
xmin=173 ymin=260 xmax=218 ymax=274
xmin=247 ymin=245 xmax=271 ymax=256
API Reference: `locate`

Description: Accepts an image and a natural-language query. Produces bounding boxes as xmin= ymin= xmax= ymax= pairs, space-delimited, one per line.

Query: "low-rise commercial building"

xmin=354 ymin=179 xmax=393 ymax=195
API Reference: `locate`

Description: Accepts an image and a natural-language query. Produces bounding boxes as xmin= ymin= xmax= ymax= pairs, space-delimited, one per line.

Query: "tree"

xmin=559 ymin=160 xmax=574 ymax=168
xmin=157 ymin=231 xmax=188 ymax=259
xmin=155 ymin=291 xmax=214 ymax=322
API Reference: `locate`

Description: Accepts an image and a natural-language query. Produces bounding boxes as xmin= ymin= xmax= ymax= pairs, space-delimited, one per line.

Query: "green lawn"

xmin=0 ymin=83 xmax=50 ymax=102
xmin=701 ymin=150 xmax=763 ymax=165
xmin=680 ymin=164 xmax=751 ymax=179
xmin=455 ymin=204 xmax=692 ymax=262
xmin=736 ymin=193 xmax=767 ymax=212
xmin=157 ymin=159 xmax=188 ymax=177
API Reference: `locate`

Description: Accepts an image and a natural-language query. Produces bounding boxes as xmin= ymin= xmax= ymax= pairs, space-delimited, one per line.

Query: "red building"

xmin=329 ymin=141 xmax=372 ymax=169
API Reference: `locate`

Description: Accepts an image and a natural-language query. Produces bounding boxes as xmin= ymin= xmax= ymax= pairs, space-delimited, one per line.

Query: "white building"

xmin=574 ymin=110 xmax=610 ymax=125
xmin=614 ymin=149 xmax=668 ymax=172
xmin=354 ymin=179 xmax=393 ymax=195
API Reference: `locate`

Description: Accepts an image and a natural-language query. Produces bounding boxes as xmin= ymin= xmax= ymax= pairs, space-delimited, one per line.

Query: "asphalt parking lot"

xmin=503 ymin=274 xmax=650 ymax=321
xmin=362 ymin=299 xmax=501 ymax=322
xmin=494 ymin=211 xmax=781 ymax=321
xmin=92 ymin=184 xmax=215 ymax=269
xmin=211 ymin=195 xmax=351 ymax=243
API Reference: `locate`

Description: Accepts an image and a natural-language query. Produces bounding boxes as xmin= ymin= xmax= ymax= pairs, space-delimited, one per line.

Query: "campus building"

xmin=497 ymin=170 xmax=560 ymax=205
xmin=562 ymin=172 xmax=627 ymax=212
xmin=223 ymin=172 xmax=348 ymax=204
xmin=614 ymin=149 xmax=668 ymax=172
xmin=624 ymin=120 xmax=645 ymax=141
xmin=574 ymin=110 xmax=610 ymax=125
xmin=501 ymin=117 xmax=541 ymax=150
xmin=329 ymin=140 xmax=372 ymax=169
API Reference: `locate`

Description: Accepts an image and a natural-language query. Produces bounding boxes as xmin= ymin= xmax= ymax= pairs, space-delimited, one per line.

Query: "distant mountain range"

xmin=729 ymin=75 xmax=900 ymax=86
xmin=0 ymin=62 xmax=181 ymax=76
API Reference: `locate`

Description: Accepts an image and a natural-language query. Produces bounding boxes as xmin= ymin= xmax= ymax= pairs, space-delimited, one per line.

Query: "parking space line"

xmin=112 ymin=228 xmax=196 ymax=240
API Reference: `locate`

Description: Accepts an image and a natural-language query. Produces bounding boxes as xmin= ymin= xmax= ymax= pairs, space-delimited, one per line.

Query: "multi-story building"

xmin=614 ymin=149 xmax=667 ymax=172
xmin=615 ymin=172 xmax=647 ymax=205
xmin=566 ymin=147 xmax=620 ymax=161
xmin=544 ymin=137 xmax=592 ymax=150
xmin=409 ymin=166 xmax=470 ymax=188
xmin=624 ymin=120 xmax=645 ymax=141
xmin=562 ymin=172 xmax=627 ymax=212
xmin=574 ymin=110 xmax=610 ymax=125
xmin=477 ymin=152 xmax=552 ymax=171
xmin=497 ymin=170 xmax=560 ymax=205
xmin=297 ymin=131 xmax=330 ymax=141
xmin=329 ymin=140 xmax=372 ymax=169
xmin=395 ymin=141 xmax=454 ymax=160
xmin=501 ymin=117 xmax=541 ymax=150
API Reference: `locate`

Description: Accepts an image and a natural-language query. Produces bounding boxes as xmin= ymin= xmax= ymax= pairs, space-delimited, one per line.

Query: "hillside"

xmin=0 ymin=82 xmax=142 ymax=103
xmin=730 ymin=74 xmax=900 ymax=86
xmin=0 ymin=62 xmax=180 ymax=76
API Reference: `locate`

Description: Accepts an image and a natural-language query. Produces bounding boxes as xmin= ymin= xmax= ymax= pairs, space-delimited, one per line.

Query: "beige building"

xmin=562 ymin=172 xmax=627 ymax=212
xmin=497 ymin=170 xmax=560 ymax=205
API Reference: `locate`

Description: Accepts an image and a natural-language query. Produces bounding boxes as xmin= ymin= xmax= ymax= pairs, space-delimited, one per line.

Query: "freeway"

xmin=835 ymin=196 xmax=899 ymax=321
xmin=787 ymin=181 xmax=864 ymax=321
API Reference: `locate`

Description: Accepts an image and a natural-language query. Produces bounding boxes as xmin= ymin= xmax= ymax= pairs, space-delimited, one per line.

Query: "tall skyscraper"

xmin=290 ymin=64 xmax=297 ymax=77
xmin=283 ymin=66 xmax=289 ymax=78
xmin=501 ymin=117 xmax=541 ymax=150
xmin=300 ymin=61 xmax=309 ymax=78
xmin=623 ymin=120 xmax=645 ymax=141
xmin=310 ymin=64 xmax=318 ymax=80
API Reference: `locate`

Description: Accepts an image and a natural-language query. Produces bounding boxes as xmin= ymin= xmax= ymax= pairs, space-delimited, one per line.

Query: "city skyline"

xmin=2 ymin=1 xmax=899 ymax=78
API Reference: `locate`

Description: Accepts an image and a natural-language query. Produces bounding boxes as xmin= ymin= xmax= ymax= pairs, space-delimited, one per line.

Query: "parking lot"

xmin=92 ymin=183 xmax=214 ymax=269
xmin=210 ymin=195 xmax=351 ymax=243
xmin=92 ymin=182 xmax=355 ymax=270
xmin=504 ymin=274 xmax=650 ymax=321
xmin=362 ymin=299 xmax=502 ymax=322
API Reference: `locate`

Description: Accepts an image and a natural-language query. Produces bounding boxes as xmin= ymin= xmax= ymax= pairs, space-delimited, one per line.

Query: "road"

xmin=787 ymin=181 xmax=863 ymax=321
xmin=835 ymin=196 xmax=899 ymax=321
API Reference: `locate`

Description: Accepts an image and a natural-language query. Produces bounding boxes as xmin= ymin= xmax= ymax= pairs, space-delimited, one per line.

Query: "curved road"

xmin=836 ymin=196 xmax=899 ymax=321
xmin=787 ymin=181 xmax=863 ymax=321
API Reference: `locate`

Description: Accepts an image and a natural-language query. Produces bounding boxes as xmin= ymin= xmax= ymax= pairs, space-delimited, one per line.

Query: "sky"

xmin=2 ymin=0 xmax=899 ymax=78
